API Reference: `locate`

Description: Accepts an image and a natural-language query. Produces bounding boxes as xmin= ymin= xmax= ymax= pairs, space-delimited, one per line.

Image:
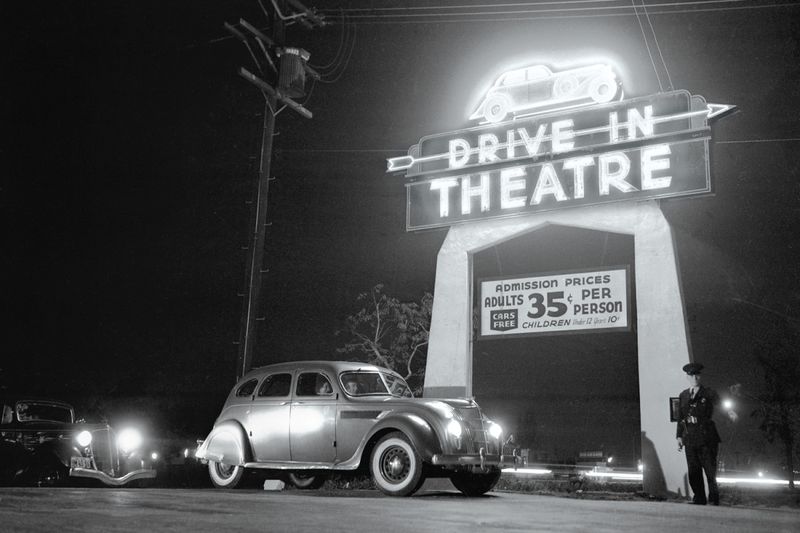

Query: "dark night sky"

xmin=4 ymin=1 xmax=800 ymax=461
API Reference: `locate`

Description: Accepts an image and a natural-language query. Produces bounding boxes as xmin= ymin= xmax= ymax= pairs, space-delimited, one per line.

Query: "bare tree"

xmin=337 ymin=284 xmax=433 ymax=394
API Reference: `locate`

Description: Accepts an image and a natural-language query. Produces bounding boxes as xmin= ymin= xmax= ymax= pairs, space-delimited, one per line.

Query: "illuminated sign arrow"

xmin=706 ymin=103 xmax=736 ymax=120
xmin=387 ymin=100 xmax=734 ymax=174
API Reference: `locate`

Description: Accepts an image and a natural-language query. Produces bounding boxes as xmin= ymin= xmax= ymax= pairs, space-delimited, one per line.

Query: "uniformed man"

xmin=676 ymin=362 xmax=721 ymax=505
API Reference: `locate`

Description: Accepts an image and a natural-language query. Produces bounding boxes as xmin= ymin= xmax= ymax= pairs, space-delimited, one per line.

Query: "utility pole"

xmin=226 ymin=1 xmax=323 ymax=381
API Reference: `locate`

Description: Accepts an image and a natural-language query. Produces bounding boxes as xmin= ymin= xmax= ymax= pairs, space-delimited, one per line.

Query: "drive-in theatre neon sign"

xmin=387 ymin=64 xmax=733 ymax=231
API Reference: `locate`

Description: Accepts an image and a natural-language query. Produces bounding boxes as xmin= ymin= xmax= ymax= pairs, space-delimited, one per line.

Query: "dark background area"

xmin=4 ymin=1 xmax=799 ymax=469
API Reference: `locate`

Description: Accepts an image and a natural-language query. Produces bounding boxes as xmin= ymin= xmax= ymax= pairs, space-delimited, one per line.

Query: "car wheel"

xmin=482 ymin=95 xmax=510 ymax=123
xmin=450 ymin=469 xmax=502 ymax=497
xmin=588 ymin=75 xmax=618 ymax=104
xmin=208 ymin=460 xmax=245 ymax=489
xmin=554 ymin=74 xmax=579 ymax=98
xmin=287 ymin=472 xmax=326 ymax=490
xmin=370 ymin=432 xmax=424 ymax=497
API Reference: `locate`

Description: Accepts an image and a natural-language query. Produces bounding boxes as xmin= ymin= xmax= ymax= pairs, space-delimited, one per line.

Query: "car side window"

xmin=526 ymin=66 xmax=550 ymax=81
xmin=236 ymin=379 xmax=259 ymax=397
xmin=502 ymin=70 xmax=525 ymax=86
xmin=1 ymin=404 xmax=12 ymax=424
xmin=257 ymin=373 xmax=292 ymax=397
xmin=296 ymin=372 xmax=333 ymax=397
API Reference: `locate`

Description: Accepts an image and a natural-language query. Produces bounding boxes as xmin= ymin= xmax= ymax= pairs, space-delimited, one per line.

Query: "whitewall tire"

xmin=208 ymin=460 xmax=245 ymax=489
xmin=370 ymin=432 xmax=424 ymax=497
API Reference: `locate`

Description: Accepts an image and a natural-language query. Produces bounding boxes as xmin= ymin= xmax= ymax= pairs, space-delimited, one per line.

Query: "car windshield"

xmin=340 ymin=371 xmax=413 ymax=398
xmin=16 ymin=401 xmax=73 ymax=423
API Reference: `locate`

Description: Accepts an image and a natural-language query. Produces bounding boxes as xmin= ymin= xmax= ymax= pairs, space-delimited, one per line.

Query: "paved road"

xmin=1 ymin=486 xmax=797 ymax=532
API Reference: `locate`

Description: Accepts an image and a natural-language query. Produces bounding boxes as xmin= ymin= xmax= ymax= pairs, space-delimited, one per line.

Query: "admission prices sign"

xmin=479 ymin=267 xmax=630 ymax=339
xmin=388 ymin=88 xmax=731 ymax=231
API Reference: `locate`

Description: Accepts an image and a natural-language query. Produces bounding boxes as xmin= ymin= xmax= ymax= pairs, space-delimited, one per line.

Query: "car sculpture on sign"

xmin=0 ymin=397 xmax=157 ymax=486
xmin=469 ymin=63 xmax=621 ymax=123
xmin=196 ymin=361 xmax=522 ymax=496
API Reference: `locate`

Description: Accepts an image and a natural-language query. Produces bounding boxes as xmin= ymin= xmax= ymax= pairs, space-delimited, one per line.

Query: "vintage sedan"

xmin=469 ymin=63 xmax=621 ymax=123
xmin=0 ymin=397 xmax=157 ymax=486
xmin=195 ymin=361 xmax=522 ymax=496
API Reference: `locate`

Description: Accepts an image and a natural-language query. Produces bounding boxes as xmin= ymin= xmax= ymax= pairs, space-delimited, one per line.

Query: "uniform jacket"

xmin=675 ymin=385 xmax=721 ymax=446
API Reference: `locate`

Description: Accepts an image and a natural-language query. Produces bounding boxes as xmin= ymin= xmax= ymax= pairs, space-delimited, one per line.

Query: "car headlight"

xmin=488 ymin=422 xmax=503 ymax=440
xmin=76 ymin=430 xmax=93 ymax=448
xmin=447 ymin=420 xmax=462 ymax=439
xmin=117 ymin=428 xmax=143 ymax=454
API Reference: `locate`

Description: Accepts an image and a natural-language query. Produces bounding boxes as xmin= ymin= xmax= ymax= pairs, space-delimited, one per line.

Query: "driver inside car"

xmin=316 ymin=378 xmax=332 ymax=395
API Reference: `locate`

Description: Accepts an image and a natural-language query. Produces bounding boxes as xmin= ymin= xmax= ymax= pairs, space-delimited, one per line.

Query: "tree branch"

xmin=405 ymin=340 xmax=428 ymax=380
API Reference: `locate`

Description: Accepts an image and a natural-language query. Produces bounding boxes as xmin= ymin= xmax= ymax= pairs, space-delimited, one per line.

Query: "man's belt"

xmin=684 ymin=416 xmax=698 ymax=424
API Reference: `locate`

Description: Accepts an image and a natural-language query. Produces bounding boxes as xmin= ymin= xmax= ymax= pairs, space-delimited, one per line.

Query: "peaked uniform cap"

xmin=682 ymin=363 xmax=704 ymax=375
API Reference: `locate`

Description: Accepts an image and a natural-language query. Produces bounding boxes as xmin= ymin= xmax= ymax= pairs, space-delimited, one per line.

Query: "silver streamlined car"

xmin=469 ymin=64 xmax=621 ymax=123
xmin=196 ymin=361 xmax=522 ymax=496
xmin=0 ymin=398 xmax=156 ymax=486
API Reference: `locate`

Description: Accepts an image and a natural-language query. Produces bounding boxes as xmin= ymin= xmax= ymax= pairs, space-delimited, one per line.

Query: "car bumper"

xmin=431 ymin=449 xmax=526 ymax=470
xmin=70 ymin=467 xmax=157 ymax=486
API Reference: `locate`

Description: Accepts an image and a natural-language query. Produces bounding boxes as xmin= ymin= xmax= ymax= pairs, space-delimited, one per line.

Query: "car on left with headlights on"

xmin=0 ymin=397 xmax=157 ymax=486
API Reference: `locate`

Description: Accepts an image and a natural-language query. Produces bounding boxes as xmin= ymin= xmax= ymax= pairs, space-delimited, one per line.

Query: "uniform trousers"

xmin=684 ymin=441 xmax=719 ymax=504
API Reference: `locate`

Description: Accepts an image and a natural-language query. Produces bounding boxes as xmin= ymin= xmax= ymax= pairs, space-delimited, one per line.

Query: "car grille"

xmin=90 ymin=427 xmax=119 ymax=475
xmin=455 ymin=407 xmax=500 ymax=455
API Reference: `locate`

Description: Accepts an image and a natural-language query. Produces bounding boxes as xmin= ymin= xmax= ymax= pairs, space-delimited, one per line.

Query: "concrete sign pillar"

xmin=423 ymin=200 xmax=690 ymax=497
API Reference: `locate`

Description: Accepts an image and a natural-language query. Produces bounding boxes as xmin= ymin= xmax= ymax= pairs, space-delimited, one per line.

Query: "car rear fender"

xmin=195 ymin=420 xmax=252 ymax=466
xmin=367 ymin=413 xmax=443 ymax=460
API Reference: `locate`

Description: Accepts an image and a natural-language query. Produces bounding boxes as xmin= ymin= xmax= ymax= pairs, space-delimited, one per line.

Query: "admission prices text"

xmin=479 ymin=268 xmax=629 ymax=338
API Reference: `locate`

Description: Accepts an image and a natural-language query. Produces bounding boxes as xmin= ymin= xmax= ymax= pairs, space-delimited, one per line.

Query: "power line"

xmin=186 ymin=1 xmax=797 ymax=48
xmin=631 ymin=0 xmax=664 ymax=92
xmin=322 ymin=0 xmax=754 ymax=17
xmin=273 ymin=138 xmax=800 ymax=153
xmin=323 ymin=0 xmax=634 ymax=12
xmin=309 ymin=10 xmax=351 ymax=71
xmin=715 ymin=138 xmax=800 ymax=144
xmin=316 ymin=23 xmax=357 ymax=83
xmin=322 ymin=0 xmax=792 ymax=15
xmin=641 ymin=0 xmax=674 ymax=91
xmin=318 ymin=1 xmax=799 ymax=24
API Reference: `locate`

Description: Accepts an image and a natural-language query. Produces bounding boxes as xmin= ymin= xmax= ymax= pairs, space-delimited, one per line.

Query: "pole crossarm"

xmin=239 ymin=67 xmax=313 ymax=119
xmin=239 ymin=18 xmax=275 ymax=47
xmin=223 ymin=22 xmax=248 ymax=44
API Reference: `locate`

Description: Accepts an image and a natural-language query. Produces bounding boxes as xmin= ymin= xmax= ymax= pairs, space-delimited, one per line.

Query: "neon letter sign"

xmin=390 ymin=62 xmax=734 ymax=231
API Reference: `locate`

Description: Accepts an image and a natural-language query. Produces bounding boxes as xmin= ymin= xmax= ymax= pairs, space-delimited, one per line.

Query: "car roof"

xmin=240 ymin=361 xmax=400 ymax=382
xmin=502 ymin=64 xmax=551 ymax=76
xmin=1 ymin=397 xmax=74 ymax=409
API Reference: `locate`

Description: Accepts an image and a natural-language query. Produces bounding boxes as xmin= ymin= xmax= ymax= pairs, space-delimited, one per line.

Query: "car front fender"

xmin=195 ymin=420 xmax=251 ymax=466
xmin=34 ymin=439 xmax=80 ymax=469
xmin=368 ymin=413 xmax=443 ymax=460
xmin=469 ymin=99 xmax=487 ymax=121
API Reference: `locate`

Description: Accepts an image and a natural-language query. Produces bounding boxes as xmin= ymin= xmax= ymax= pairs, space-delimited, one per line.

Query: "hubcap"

xmin=381 ymin=446 xmax=410 ymax=483
xmin=217 ymin=463 xmax=235 ymax=478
